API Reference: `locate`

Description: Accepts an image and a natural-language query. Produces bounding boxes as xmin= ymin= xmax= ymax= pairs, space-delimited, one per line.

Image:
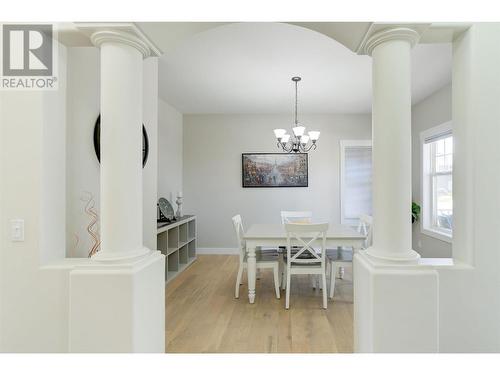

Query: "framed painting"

xmin=242 ymin=153 xmax=308 ymax=188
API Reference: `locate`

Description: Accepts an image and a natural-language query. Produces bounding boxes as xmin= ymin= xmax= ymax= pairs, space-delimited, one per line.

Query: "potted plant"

xmin=412 ymin=202 xmax=421 ymax=223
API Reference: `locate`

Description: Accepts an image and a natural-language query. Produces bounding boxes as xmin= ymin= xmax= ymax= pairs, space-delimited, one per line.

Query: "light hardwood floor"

xmin=166 ymin=255 xmax=353 ymax=353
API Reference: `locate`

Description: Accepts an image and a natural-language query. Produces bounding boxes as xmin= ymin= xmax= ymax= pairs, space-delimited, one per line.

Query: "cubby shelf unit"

xmin=157 ymin=215 xmax=197 ymax=284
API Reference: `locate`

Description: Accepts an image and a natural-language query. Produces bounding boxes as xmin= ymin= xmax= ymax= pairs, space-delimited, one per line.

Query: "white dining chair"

xmin=357 ymin=214 xmax=373 ymax=249
xmin=328 ymin=214 xmax=373 ymax=300
xmin=280 ymin=211 xmax=313 ymax=224
xmin=279 ymin=211 xmax=314 ymax=290
xmin=284 ymin=222 xmax=329 ymax=309
xmin=232 ymin=214 xmax=281 ymax=300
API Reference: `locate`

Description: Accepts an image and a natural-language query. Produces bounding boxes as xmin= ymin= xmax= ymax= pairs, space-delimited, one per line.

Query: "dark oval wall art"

xmin=93 ymin=115 xmax=149 ymax=168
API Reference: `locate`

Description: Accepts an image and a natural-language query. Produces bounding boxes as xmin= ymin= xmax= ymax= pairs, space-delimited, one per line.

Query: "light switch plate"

xmin=11 ymin=219 xmax=24 ymax=242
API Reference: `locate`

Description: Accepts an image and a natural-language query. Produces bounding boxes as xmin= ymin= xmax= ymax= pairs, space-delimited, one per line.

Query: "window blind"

xmin=344 ymin=146 xmax=372 ymax=219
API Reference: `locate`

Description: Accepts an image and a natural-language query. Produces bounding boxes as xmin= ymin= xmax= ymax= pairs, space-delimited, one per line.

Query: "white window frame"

xmin=340 ymin=140 xmax=372 ymax=225
xmin=420 ymin=121 xmax=453 ymax=243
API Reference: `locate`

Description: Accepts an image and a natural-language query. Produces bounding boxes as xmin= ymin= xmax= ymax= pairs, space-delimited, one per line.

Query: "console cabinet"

xmin=157 ymin=215 xmax=197 ymax=283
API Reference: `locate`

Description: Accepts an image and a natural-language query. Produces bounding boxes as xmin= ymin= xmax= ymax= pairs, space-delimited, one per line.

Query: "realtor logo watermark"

xmin=1 ymin=23 xmax=58 ymax=90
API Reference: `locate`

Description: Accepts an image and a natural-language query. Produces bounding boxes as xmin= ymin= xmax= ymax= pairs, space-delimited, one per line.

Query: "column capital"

xmin=357 ymin=24 xmax=430 ymax=56
xmin=91 ymin=30 xmax=153 ymax=57
xmin=362 ymin=27 xmax=420 ymax=56
xmin=76 ymin=23 xmax=162 ymax=58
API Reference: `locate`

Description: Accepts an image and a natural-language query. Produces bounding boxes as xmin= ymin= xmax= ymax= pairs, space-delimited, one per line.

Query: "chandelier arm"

xmin=279 ymin=142 xmax=294 ymax=153
xmin=300 ymin=143 xmax=315 ymax=153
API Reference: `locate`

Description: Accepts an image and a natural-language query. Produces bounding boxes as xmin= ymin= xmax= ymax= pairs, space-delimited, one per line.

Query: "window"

xmin=340 ymin=140 xmax=372 ymax=225
xmin=421 ymin=122 xmax=453 ymax=242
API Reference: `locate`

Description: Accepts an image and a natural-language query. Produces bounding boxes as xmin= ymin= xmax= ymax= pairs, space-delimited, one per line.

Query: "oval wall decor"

xmin=93 ymin=115 xmax=149 ymax=168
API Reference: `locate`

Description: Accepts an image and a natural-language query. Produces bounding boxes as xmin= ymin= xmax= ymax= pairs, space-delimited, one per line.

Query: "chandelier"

xmin=274 ymin=76 xmax=320 ymax=153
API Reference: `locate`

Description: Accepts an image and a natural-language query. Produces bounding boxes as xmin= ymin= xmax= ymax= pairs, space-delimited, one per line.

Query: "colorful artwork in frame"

xmin=242 ymin=153 xmax=308 ymax=188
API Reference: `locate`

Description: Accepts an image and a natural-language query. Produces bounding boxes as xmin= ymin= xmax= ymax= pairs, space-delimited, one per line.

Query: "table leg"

xmin=247 ymin=245 xmax=257 ymax=304
xmin=352 ymin=242 xmax=362 ymax=280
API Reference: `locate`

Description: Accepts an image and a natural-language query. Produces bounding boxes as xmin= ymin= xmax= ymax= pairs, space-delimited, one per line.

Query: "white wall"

xmin=158 ymin=98 xmax=183 ymax=204
xmin=0 ymin=41 xmax=160 ymax=351
xmin=66 ymin=47 xmax=159 ymax=256
xmin=183 ymin=114 xmax=371 ymax=250
xmin=65 ymin=47 xmax=100 ymax=258
xmin=437 ymin=23 xmax=500 ymax=352
xmin=0 ymin=42 xmax=70 ymax=352
xmin=411 ymin=83 xmax=453 ymax=258
xmin=142 ymin=58 xmax=159 ymax=250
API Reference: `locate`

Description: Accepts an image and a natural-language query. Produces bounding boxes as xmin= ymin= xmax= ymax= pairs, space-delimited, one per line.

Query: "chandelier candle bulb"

xmin=274 ymin=128 xmax=287 ymax=139
xmin=308 ymin=131 xmax=320 ymax=141
xmin=292 ymin=125 xmax=306 ymax=137
xmin=300 ymin=135 xmax=310 ymax=145
xmin=281 ymin=134 xmax=290 ymax=144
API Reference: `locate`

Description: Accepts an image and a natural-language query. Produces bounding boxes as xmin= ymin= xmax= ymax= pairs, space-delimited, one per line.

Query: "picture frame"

xmin=242 ymin=153 xmax=308 ymax=188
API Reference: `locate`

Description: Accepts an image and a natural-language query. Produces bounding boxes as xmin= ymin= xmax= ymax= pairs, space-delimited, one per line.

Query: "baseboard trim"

xmin=197 ymin=247 xmax=239 ymax=255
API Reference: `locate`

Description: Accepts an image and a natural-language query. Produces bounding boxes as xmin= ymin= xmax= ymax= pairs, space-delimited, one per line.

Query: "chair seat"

xmin=244 ymin=252 xmax=280 ymax=263
xmin=278 ymin=245 xmax=303 ymax=252
xmin=257 ymin=246 xmax=280 ymax=255
xmin=326 ymin=248 xmax=353 ymax=262
xmin=283 ymin=252 xmax=321 ymax=266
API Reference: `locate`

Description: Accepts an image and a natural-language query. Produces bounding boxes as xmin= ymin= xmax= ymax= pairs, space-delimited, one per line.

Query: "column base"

xmin=365 ymin=246 xmax=421 ymax=263
xmin=354 ymin=251 xmax=439 ymax=352
xmin=91 ymin=246 xmax=151 ymax=262
xmin=69 ymin=250 xmax=166 ymax=352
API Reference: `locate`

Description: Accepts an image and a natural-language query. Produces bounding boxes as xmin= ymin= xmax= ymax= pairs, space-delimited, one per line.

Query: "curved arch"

xmin=136 ymin=22 xmax=373 ymax=55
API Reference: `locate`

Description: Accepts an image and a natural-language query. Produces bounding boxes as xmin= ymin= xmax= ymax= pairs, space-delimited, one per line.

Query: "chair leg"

xmin=281 ymin=266 xmax=287 ymax=290
xmin=235 ymin=264 xmax=243 ymax=299
xmin=329 ymin=263 xmax=337 ymax=300
xmin=285 ymin=269 xmax=291 ymax=309
xmin=322 ymin=272 xmax=327 ymax=309
xmin=339 ymin=266 xmax=345 ymax=280
xmin=273 ymin=265 xmax=281 ymax=299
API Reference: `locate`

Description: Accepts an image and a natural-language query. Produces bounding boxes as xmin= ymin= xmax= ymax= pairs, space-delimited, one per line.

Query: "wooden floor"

xmin=165 ymin=255 xmax=353 ymax=353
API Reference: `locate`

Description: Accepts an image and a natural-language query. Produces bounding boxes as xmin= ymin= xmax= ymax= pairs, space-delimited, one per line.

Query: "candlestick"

xmin=175 ymin=194 xmax=183 ymax=219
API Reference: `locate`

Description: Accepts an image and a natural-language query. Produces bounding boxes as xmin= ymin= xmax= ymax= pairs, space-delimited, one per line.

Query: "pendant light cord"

xmin=294 ymin=79 xmax=298 ymax=125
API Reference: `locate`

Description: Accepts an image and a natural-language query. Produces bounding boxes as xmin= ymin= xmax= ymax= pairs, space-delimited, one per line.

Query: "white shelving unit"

xmin=157 ymin=215 xmax=197 ymax=284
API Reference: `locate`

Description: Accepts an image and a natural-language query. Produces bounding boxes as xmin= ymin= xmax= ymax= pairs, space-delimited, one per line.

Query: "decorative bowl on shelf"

xmin=158 ymin=198 xmax=175 ymax=223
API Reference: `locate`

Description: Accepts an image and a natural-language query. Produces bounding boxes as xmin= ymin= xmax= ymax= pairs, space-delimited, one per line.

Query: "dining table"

xmin=243 ymin=223 xmax=366 ymax=303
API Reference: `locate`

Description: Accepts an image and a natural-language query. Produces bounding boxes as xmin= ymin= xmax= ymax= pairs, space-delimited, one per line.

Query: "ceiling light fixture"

xmin=274 ymin=76 xmax=320 ymax=153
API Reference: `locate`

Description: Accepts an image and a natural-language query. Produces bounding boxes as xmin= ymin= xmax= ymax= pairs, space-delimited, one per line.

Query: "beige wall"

xmin=411 ymin=83 xmax=453 ymax=258
xmin=183 ymin=114 xmax=371 ymax=250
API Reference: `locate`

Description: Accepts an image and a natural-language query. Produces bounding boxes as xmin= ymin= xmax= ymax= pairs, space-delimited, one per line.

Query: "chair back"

xmin=357 ymin=214 xmax=373 ymax=249
xmin=232 ymin=214 xmax=246 ymax=262
xmin=281 ymin=210 xmax=313 ymax=224
xmin=284 ymin=222 xmax=329 ymax=265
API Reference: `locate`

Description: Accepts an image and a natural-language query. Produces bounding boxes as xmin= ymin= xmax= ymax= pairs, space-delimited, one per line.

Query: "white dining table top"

xmin=244 ymin=223 xmax=365 ymax=240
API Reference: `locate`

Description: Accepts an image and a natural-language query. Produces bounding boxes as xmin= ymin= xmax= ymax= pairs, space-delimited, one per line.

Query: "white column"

xmin=69 ymin=25 xmax=165 ymax=353
xmin=353 ymin=25 xmax=439 ymax=353
xmin=363 ymin=28 xmax=421 ymax=262
xmin=91 ymin=31 xmax=151 ymax=261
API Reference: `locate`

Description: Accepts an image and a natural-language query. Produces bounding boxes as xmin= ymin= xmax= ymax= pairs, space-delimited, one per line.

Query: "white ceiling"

xmin=156 ymin=22 xmax=451 ymax=114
